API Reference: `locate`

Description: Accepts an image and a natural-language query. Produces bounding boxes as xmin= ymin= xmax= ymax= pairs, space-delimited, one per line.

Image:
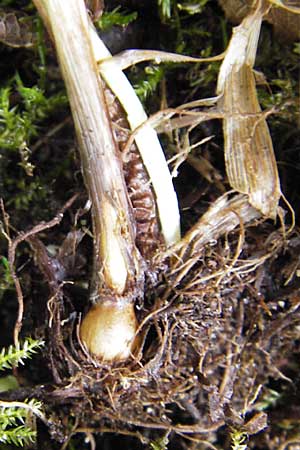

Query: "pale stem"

xmin=33 ymin=0 xmax=141 ymax=296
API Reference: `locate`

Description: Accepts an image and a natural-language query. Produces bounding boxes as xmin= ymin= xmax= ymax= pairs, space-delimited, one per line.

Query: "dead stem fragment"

xmin=164 ymin=194 xmax=260 ymax=269
xmin=0 ymin=10 xmax=36 ymax=48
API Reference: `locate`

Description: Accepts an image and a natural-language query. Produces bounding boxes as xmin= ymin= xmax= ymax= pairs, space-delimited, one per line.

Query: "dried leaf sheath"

xmin=217 ymin=1 xmax=281 ymax=218
xmin=104 ymin=88 xmax=162 ymax=261
xmin=221 ymin=65 xmax=280 ymax=218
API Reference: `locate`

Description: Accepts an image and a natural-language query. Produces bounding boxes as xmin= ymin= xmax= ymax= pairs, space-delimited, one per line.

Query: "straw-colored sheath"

xmin=217 ymin=0 xmax=281 ymax=219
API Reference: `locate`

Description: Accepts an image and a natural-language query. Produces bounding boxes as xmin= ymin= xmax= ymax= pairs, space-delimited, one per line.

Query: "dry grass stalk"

xmin=217 ymin=0 xmax=281 ymax=218
xmin=33 ymin=0 xmax=142 ymax=296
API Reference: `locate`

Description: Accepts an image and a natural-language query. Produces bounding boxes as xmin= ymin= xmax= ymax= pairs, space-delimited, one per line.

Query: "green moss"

xmin=0 ymin=338 xmax=44 ymax=370
xmin=0 ymin=398 xmax=44 ymax=447
xmin=134 ymin=65 xmax=165 ymax=102
xmin=230 ymin=429 xmax=248 ymax=450
xmin=96 ymin=6 xmax=137 ymax=31
xmin=150 ymin=434 xmax=169 ymax=450
xmin=0 ymin=340 xmax=44 ymax=447
xmin=0 ymin=257 xmax=14 ymax=302
xmin=157 ymin=0 xmax=173 ymax=20
xmin=177 ymin=0 xmax=210 ymax=15
xmin=0 ymin=75 xmax=67 ymax=152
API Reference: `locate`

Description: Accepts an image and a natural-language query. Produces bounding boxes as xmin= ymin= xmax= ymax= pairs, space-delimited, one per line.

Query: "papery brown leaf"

xmin=217 ymin=1 xmax=281 ymax=219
